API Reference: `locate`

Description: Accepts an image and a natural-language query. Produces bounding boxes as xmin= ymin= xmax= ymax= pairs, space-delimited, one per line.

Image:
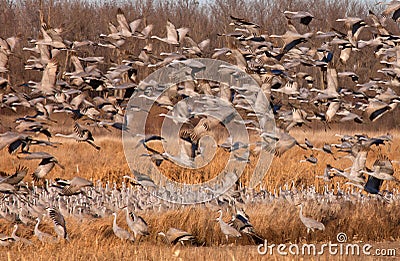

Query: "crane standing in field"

xmin=297 ymin=203 xmax=325 ymax=234
xmin=112 ymin=212 xmax=135 ymax=242
xmin=216 ymin=209 xmax=241 ymax=244
xmin=34 ymin=215 xmax=58 ymax=244
xmin=122 ymin=206 xmax=149 ymax=242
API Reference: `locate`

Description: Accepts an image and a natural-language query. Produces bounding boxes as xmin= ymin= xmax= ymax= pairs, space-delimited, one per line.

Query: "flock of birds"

xmin=1 ymin=1 xmax=400 ymax=247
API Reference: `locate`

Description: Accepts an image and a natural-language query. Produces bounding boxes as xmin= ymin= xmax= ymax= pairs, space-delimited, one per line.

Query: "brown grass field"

xmin=0 ymin=124 xmax=399 ymax=260
xmin=1 ymin=0 xmax=400 ymax=258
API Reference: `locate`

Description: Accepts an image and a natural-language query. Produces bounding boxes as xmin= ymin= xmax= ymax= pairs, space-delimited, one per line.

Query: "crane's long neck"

xmin=35 ymin=219 xmax=40 ymax=232
xmin=299 ymin=204 xmax=303 ymax=218
xmin=218 ymin=210 xmax=223 ymax=222
xmin=11 ymin=225 xmax=18 ymax=238
xmin=131 ymin=212 xmax=136 ymax=222
xmin=124 ymin=208 xmax=131 ymax=221
xmin=55 ymin=133 xmax=76 ymax=139
xmin=113 ymin=214 xmax=117 ymax=227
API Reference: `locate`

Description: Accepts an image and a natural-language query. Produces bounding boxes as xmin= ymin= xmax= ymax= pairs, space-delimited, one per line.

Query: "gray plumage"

xmin=228 ymin=208 xmax=264 ymax=244
xmin=158 ymin=227 xmax=196 ymax=245
xmin=0 ymin=165 xmax=28 ymax=185
xmin=112 ymin=212 xmax=135 ymax=242
xmin=216 ymin=209 xmax=241 ymax=242
xmin=34 ymin=216 xmax=57 ymax=243
xmin=48 ymin=207 xmax=69 ymax=241
xmin=18 ymin=152 xmax=64 ymax=182
xmin=298 ymin=204 xmax=325 ymax=233
xmin=123 ymin=207 xmax=149 ymax=240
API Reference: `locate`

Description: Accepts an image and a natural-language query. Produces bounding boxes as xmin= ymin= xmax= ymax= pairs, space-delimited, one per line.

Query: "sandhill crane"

xmin=271 ymin=80 xmax=299 ymax=95
xmin=112 ymin=212 xmax=135 ymax=242
xmin=336 ymin=110 xmax=363 ymax=123
xmin=0 ymin=182 xmax=17 ymax=195
xmin=17 ymin=151 xmax=64 ymax=182
xmin=336 ymin=17 xmax=368 ymax=46
xmin=338 ymin=71 xmax=359 ymax=82
xmin=304 ymin=138 xmax=314 ymax=149
xmin=297 ymin=203 xmax=325 ymax=233
xmin=364 ymin=99 xmax=395 ymax=122
xmin=34 ymin=22 xmax=66 ymax=49
xmin=316 ymin=164 xmax=336 ymax=182
xmin=361 ymin=155 xmax=399 ymax=183
xmin=367 ymin=10 xmax=390 ymax=36
xmin=159 ymin=100 xmax=191 ymax=124
xmin=55 ymin=122 xmax=100 ymax=150
xmin=228 ymin=208 xmax=264 ymax=244
xmin=262 ymin=128 xmax=307 ymax=157
xmin=10 ymin=224 xmax=33 ymax=245
xmin=54 ymin=176 xmax=93 ymax=196
xmin=300 ymin=155 xmax=318 ymax=164
xmin=16 ymin=118 xmax=53 ymax=139
xmin=229 ymin=15 xmax=260 ymax=35
xmin=269 ymin=30 xmax=313 ymax=56
xmin=158 ymin=227 xmax=196 ymax=246
xmin=330 ymin=163 xmax=366 ymax=185
xmin=0 ymin=165 xmax=28 ymax=185
xmin=325 ymin=100 xmax=340 ymax=123
xmin=0 ymin=131 xmax=32 ymax=154
xmin=115 ymin=8 xmax=138 ymax=38
xmin=283 ymin=108 xmax=309 ymax=131
xmin=381 ymin=0 xmax=400 ymax=21
xmin=219 ymin=138 xmax=249 ymax=152
xmin=28 ymin=58 xmax=58 ymax=95
xmin=284 ymin=10 xmax=314 ymax=26
xmin=348 ymin=146 xmax=369 ymax=181
xmin=17 ymin=101 xmax=57 ymax=124
xmin=222 ymin=49 xmax=248 ymax=71
xmin=0 ymin=182 xmax=30 ymax=204
xmin=311 ymin=68 xmax=339 ymax=100
xmin=233 ymin=150 xmax=250 ymax=163
xmin=312 ymin=144 xmax=336 ymax=159
xmin=123 ymin=173 xmax=157 ymax=188
xmin=0 ymin=131 xmax=57 ymax=154
xmin=183 ymin=37 xmax=210 ymax=56
xmin=24 ymin=41 xmax=54 ymax=70
xmin=216 ymin=209 xmax=241 ymax=243
xmin=0 ymin=35 xmax=19 ymax=72
xmin=162 ymin=144 xmax=195 ymax=168
xmin=151 ymin=20 xmax=189 ymax=45
xmin=34 ymin=216 xmax=57 ymax=243
xmin=48 ymin=208 xmax=68 ymax=241
xmin=375 ymin=87 xmax=399 ymax=103
xmin=0 ymin=234 xmax=15 ymax=247
xmin=122 ymin=207 xmax=149 ymax=241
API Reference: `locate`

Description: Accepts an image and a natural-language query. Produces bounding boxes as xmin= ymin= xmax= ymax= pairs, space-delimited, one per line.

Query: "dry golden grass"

xmin=0 ymin=203 xmax=399 ymax=260
xmin=1 ymin=127 xmax=400 ymax=259
xmin=1 ymin=126 xmax=399 ymax=191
